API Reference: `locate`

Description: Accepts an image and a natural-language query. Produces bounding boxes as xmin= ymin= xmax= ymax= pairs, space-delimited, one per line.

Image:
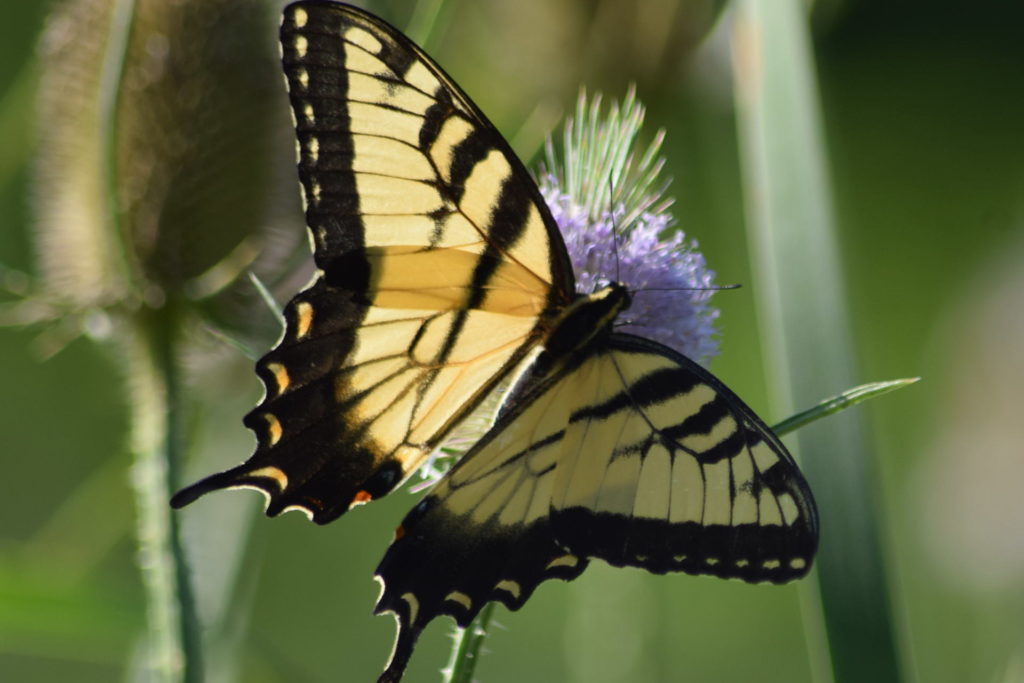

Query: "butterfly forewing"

xmin=171 ymin=1 xmax=574 ymax=523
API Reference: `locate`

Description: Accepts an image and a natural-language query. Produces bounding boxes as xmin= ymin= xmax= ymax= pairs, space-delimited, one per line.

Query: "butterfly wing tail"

xmin=169 ymin=465 xmax=260 ymax=509
xmin=376 ymin=612 xmax=421 ymax=683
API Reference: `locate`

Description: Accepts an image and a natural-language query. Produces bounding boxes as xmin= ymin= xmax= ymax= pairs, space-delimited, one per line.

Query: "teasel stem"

xmin=124 ymin=300 xmax=203 ymax=682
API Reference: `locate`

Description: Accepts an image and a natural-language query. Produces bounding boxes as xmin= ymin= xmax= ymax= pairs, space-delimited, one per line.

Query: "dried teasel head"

xmin=33 ymin=0 xmax=306 ymax=350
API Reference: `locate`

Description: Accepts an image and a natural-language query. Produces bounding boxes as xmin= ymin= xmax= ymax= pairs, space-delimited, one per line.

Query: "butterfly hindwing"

xmin=373 ymin=350 xmax=599 ymax=681
xmin=171 ymin=1 xmax=575 ymax=522
xmin=550 ymin=334 xmax=818 ymax=581
xmin=374 ymin=333 xmax=817 ymax=678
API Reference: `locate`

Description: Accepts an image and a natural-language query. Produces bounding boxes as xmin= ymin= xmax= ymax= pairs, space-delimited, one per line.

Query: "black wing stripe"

xmin=570 ymin=366 xmax=698 ymax=421
xmin=447 ymin=127 xmax=497 ymax=202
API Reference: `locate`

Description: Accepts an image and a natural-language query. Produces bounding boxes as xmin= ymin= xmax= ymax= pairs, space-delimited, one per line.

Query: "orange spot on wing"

xmin=394 ymin=525 xmax=405 ymax=541
xmin=352 ymin=490 xmax=373 ymax=505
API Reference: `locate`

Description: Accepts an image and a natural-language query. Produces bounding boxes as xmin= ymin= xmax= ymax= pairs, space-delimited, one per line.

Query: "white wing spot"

xmin=296 ymin=67 xmax=309 ymax=90
xmin=735 ymin=559 xmax=750 ymax=568
xmin=789 ymin=557 xmax=807 ymax=570
xmin=306 ymin=135 xmax=319 ymax=162
xmin=673 ymin=555 xmax=687 ymax=563
xmin=706 ymin=557 xmax=719 ymax=566
xmin=546 ymin=555 xmax=579 ymax=570
xmin=246 ymin=465 xmax=289 ymax=492
xmin=401 ymin=593 xmax=419 ymax=623
xmin=495 ymin=580 xmax=521 ymax=600
xmin=295 ymin=35 xmax=308 ymax=58
xmin=762 ymin=559 xmax=781 ymax=570
xmin=303 ymin=102 xmax=315 ymax=124
xmin=310 ymin=180 xmax=321 ymax=205
xmin=445 ymin=591 xmax=473 ymax=611
xmin=292 ymin=7 xmax=308 ymax=28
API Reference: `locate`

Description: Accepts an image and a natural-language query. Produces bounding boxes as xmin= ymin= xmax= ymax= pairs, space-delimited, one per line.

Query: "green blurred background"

xmin=2 ymin=1 xmax=1022 ymax=681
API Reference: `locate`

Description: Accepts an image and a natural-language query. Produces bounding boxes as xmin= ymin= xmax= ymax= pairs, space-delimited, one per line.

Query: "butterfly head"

xmin=590 ymin=278 xmax=632 ymax=312
xmin=549 ymin=282 xmax=631 ymax=353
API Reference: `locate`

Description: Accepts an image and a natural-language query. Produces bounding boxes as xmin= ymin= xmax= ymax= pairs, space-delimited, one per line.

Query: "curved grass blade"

xmin=732 ymin=1 xmax=906 ymax=681
xmin=773 ymin=379 xmax=920 ymax=437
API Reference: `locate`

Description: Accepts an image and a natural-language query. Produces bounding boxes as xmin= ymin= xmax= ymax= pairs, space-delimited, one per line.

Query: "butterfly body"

xmin=535 ymin=281 xmax=629 ymax=366
xmin=171 ymin=3 xmax=818 ymax=681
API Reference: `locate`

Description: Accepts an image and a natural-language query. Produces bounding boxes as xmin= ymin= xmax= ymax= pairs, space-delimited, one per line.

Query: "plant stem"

xmin=97 ymin=0 xmax=202 ymax=675
xmin=126 ymin=303 xmax=203 ymax=682
xmin=443 ymin=601 xmax=497 ymax=683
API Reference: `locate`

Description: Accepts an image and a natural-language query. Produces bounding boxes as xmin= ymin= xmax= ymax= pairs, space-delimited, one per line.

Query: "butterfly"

xmin=171 ymin=2 xmax=818 ymax=681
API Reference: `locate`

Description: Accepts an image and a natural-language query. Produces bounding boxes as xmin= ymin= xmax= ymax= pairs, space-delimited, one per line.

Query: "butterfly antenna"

xmin=632 ymin=283 xmax=742 ymax=294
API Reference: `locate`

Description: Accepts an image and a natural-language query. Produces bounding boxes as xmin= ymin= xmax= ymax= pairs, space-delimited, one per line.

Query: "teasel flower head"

xmin=27 ymin=0 xmax=304 ymax=354
xmin=540 ymin=87 xmax=720 ymax=365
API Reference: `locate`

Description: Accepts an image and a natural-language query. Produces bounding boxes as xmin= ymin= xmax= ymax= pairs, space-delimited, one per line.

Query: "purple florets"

xmin=539 ymin=178 xmax=720 ymax=365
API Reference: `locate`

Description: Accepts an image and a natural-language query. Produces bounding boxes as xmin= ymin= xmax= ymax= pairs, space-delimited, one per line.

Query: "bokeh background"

xmin=2 ymin=1 xmax=1023 ymax=682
